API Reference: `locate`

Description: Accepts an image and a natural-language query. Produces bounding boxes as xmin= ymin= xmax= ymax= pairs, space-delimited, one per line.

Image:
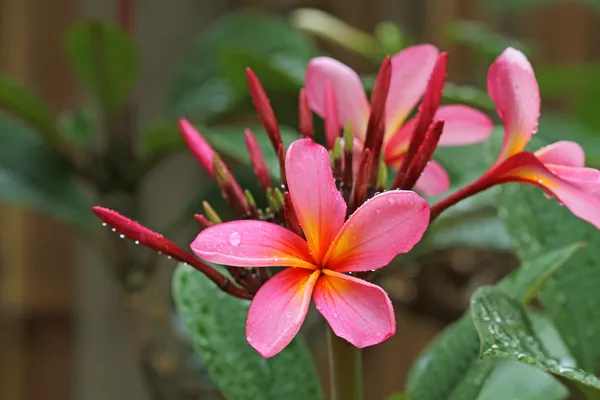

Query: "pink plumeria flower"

xmin=431 ymin=48 xmax=600 ymax=229
xmin=191 ymin=138 xmax=430 ymax=357
xmin=305 ymin=44 xmax=494 ymax=196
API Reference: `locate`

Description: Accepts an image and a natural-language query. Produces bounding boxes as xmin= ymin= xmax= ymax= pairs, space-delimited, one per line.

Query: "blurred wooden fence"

xmin=0 ymin=0 xmax=598 ymax=399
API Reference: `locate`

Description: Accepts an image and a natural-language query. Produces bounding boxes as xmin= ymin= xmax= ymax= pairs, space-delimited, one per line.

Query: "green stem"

xmin=327 ymin=327 xmax=363 ymax=400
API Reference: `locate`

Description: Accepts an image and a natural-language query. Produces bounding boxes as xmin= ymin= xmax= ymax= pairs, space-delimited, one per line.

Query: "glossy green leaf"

xmin=167 ymin=10 xmax=317 ymax=119
xmin=0 ymin=117 xmax=91 ymax=228
xmin=172 ymin=263 xmax=323 ymax=400
xmin=406 ymin=243 xmax=581 ymax=400
xmin=472 ymin=287 xmax=600 ymax=398
xmin=65 ymin=21 xmax=137 ymax=111
xmin=0 ymin=75 xmax=60 ymax=144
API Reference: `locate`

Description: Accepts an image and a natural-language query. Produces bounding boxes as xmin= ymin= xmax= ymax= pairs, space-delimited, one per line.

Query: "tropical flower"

xmin=191 ymin=138 xmax=430 ymax=357
xmin=304 ymin=44 xmax=494 ymax=196
xmin=430 ymin=48 xmax=600 ymax=229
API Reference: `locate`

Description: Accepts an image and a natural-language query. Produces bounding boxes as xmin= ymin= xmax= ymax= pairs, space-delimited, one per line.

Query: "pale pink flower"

xmin=191 ymin=138 xmax=430 ymax=357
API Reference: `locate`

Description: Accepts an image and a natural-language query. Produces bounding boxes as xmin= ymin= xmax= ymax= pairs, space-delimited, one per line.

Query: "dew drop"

xmin=247 ymin=336 xmax=253 ymax=343
xmin=119 ymin=234 xmax=125 ymax=239
xmin=111 ymin=228 xmax=117 ymax=232
xmin=285 ymin=313 xmax=291 ymax=320
xmin=167 ymin=256 xmax=172 ymax=260
xmin=333 ymin=313 xmax=339 ymax=319
xmin=316 ymin=305 xmax=322 ymax=311
xmin=228 ymin=232 xmax=241 ymax=247
xmin=102 ymin=223 xmax=107 ymax=227
xmin=134 ymin=241 xmax=140 ymax=245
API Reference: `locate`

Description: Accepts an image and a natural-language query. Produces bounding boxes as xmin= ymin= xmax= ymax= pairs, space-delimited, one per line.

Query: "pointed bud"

xmin=244 ymin=128 xmax=271 ymax=191
xmin=91 ymin=206 xmax=252 ymax=299
xmin=244 ymin=189 xmax=260 ymax=219
xmin=377 ymin=158 xmax=388 ymax=192
xmin=267 ymin=187 xmax=280 ymax=213
xmin=277 ymin=144 xmax=287 ymax=187
xmin=324 ymin=82 xmax=340 ymax=149
xmin=396 ymin=53 xmax=447 ymax=184
xmin=299 ymin=88 xmax=314 ymax=139
xmin=194 ymin=214 xmax=213 ymax=229
xmin=274 ymin=188 xmax=285 ymax=209
xmin=213 ymin=155 xmax=251 ymax=216
xmin=343 ymin=123 xmax=355 ymax=188
xmin=399 ymin=120 xmax=446 ymax=190
xmin=179 ymin=118 xmax=216 ymax=176
xmin=350 ymin=149 xmax=373 ymax=214
xmin=246 ymin=68 xmax=282 ymax=151
xmin=202 ymin=201 xmax=222 ymax=224
xmin=284 ymin=192 xmax=303 ymax=236
xmin=363 ymin=56 xmax=391 ymax=154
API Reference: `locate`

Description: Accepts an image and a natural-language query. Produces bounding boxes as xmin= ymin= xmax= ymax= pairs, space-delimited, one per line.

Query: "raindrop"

xmin=285 ymin=313 xmax=291 ymax=320
xmin=228 ymin=232 xmax=242 ymax=247
xmin=134 ymin=241 xmax=140 ymax=245
xmin=167 ymin=256 xmax=172 ymax=260
xmin=119 ymin=234 xmax=125 ymax=239
xmin=102 ymin=223 xmax=107 ymax=227
xmin=333 ymin=313 xmax=339 ymax=319
xmin=316 ymin=305 xmax=322 ymax=311
xmin=247 ymin=336 xmax=253 ymax=343
xmin=111 ymin=228 xmax=116 ymax=232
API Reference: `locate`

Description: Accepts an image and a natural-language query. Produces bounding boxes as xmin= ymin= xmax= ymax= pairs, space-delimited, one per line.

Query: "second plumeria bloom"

xmin=191 ymin=138 xmax=430 ymax=357
xmin=305 ymin=44 xmax=494 ymax=196
xmin=431 ymin=47 xmax=600 ymax=229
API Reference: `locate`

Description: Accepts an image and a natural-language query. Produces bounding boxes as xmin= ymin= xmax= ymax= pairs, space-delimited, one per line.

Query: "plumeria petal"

xmin=544 ymin=164 xmax=600 ymax=195
xmin=313 ymin=270 xmax=395 ymax=348
xmin=190 ymin=220 xmax=316 ymax=269
xmin=431 ymin=105 xmax=494 ymax=146
xmin=323 ymin=191 xmax=429 ymax=272
xmin=487 ymin=48 xmax=540 ymax=162
xmin=385 ymin=44 xmax=440 ymax=140
xmin=534 ymin=141 xmax=585 ymax=167
xmin=286 ymin=139 xmax=347 ymax=263
xmin=179 ymin=119 xmax=216 ymax=176
xmin=305 ymin=57 xmax=370 ymax=138
xmin=413 ymin=160 xmax=451 ymax=196
xmin=494 ymin=152 xmax=600 ymax=229
xmin=247 ymin=268 xmax=320 ymax=357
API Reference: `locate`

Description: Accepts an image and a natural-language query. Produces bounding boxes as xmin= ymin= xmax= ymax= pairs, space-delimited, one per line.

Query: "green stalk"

xmin=327 ymin=327 xmax=363 ymax=400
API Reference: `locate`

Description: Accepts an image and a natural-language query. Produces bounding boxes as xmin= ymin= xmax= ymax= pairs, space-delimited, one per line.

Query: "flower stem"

xmin=327 ymin=327 xmax=363 ymax=400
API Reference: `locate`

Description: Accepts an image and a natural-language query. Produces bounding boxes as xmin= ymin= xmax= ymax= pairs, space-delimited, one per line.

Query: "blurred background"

xmin=1 ymin=0 xmax=599 ymax=399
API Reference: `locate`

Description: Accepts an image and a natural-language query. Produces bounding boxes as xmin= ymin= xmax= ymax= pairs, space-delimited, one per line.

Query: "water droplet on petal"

xmin=246 ymin=336 xmax=253 ymax=343
xmin=285 ymin=313 xmax=291 ymax=320
xmin=333 ymin=313 xmax=339 ymax=319
xmin=316 ymin=305 xmax=322 ymax=311
xmin=228 ymin=232 xmax=241 ymax=247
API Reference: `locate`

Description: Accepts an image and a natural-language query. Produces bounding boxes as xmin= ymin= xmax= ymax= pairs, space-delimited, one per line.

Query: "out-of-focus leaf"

xmin=442 ymin=82 xmax=495 ymax=112
xmin=374 ymin=22 xmax=406 ymax=55
xmin=138 ymin=119 xmax=182 ymax=162
xmin=173 ymin=263 xmax=323 ymax=400
xmin=167 ymin=10 xmax=317 ymax=119
xmin=472 ymin=287 xmax=600 ymax=398
xmin=219 ymin=47 xmax=304 ymax=94
xmin=0 ymin=117 xmax=91 ymax=228
xmin=59 ymin=108 xmax=93 ymax=146
xmin=0 ymin=75 xmax=60 ymax=144
xmin=289 ymin=8 xmax=379 ymax=60
xmin=486 ymin=0 xmax=600 ymax=13
xmin=65 ymin=21 xmax=137 ymax=111
xmin=447 ymin=21 xmax=532 ymax=62
xmin=385 ymin=393 xmax=407 ymax=400
xmin=406 ymin=243 xmax=580 ymax=400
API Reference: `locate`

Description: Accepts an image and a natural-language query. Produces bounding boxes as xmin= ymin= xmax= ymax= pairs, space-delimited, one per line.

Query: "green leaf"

xmin=499 ymin=135 xmax=600 ymax=371
xmin=138 ymin=119 xmax=183 ymax=162
xmin=446 ymin=21 xmax=532 ymax=62
xmin=58 ymin=108 xmax=93 ymax=146
xmin=0 ymin=75 xmax=60 ymax=144
xmin=167 ymin=10 xmax=317 ymax=119
xmin=0 ymin=117 xmax=91 ymax=228
xmin=406 ymin=243 xmax=581 ymax=400
xmin=471 ymin=287 xmax=600 ymax=398
xmin=172 ymin=263 xmax=323 ymax=400
xmin=442 ymin=82 xmax=495 ymax=112
xmin=65 ymin=21 xmax=137 ymax=111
